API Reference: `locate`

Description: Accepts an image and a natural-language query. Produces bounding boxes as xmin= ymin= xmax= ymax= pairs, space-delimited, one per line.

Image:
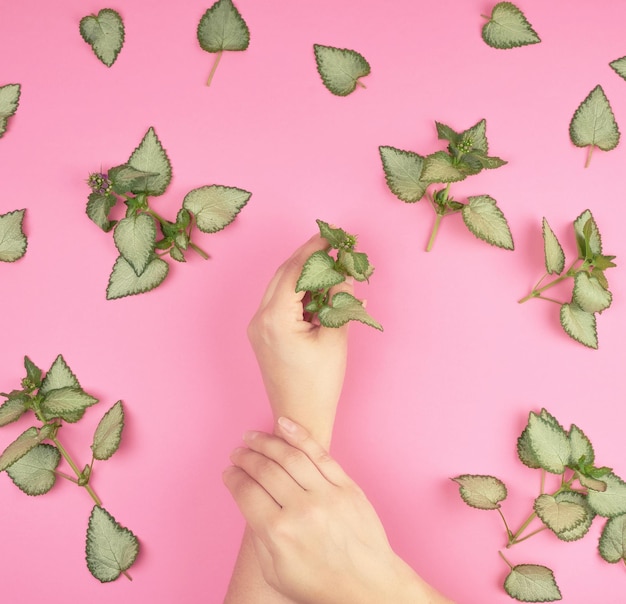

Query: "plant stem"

xmin=52 ymin=435 xmax=102 ymax=507
xmin=426 ymin=213 xmax=444 ymax=252
xmin=518 ymin=260 xmax=581 ymax=304
xmin=189 ymin=242 xmax=210 ymax=260
xmin=497 ymin=508 xmax=513 ymax=541
xmin=357 ymin=80 xmax=367 ymax=89
xmin=207 ymin=50 xmax=223 ymax=86
xmin=55 ymin=470 xmax=79 ymax=484
xmin=585 ymin=145 xmax=594 ymax=169
xmin=507 ymin=511 xmax=537 ymax=547
xmin=498 ymin=551 xmax=514 ymax=570
xmin=510 ymin=526 xmax=547 ymax=545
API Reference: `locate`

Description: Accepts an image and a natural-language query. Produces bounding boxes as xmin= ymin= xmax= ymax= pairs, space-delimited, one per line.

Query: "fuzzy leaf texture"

xmin=86 ymin=506 xmax=139 ymax=582
xmin=379 ymin=146 xmax=428 ymax=202
xmin=482 ymin=2 xmax=541 ymax=49
xmin=91 ymin=401 xmax=124 ymax=461
xmin=197 ymin=0 xmax=250 ymax=52
xmin=182 ymin=185 xmax=251 ymax=233
xmin=587 ymin=473 xmax=626 ymax=518
xmin=6 ymin=444 xmax=61 ymax=496
xmin=560 ymin=302 xmax=597 ymax=349
xmin=461 ymin=195 xmax=514 ymax=250
xmin=599 ymin=514 xmax=626 ymax=563
xmin=126 ymin=127 xmax=172 ymax=196
xmin=541 ymin=218 xmax=565 ymax=275
xmin=534 ymin=494 xmax=588 ymax=534
xmin=109 ymin=165 xmax=159 ymax=195
xmin=113 ymin=215 xmax=157 ymax=276
xmin=317 ymin=292 xmax=383 ymax=331
xmin=420 ymin=152 xmax=465 ymax=183
xmin=106 ymin=256 xmax=169 ymax=300
xmin=79 ymin=9 xmax=125 ymax=67
xmin=504 ymin=565 xmax=561 ymax=602
xmin=452 ymin=474 xmax=507 ymax=510
xmin=553 ymin=492 xmax=595 ymax=542
xmin=609 ymin=56 xmax=626 ymax=81
xmin=525 ymin=412 xmax=571 ymax=474
xmin=40 ymin=354 xmax=80 ymax=395
xmin=0 ymin=209 xmax=27 ymax=262
xmin=572 ymin=272 xmax=611 ymax=314
xmin=313 ymin=44 xmax=370 ymax=96
xmin=296 ymin=250 xmax=345 ymax=292
xmin=0 ymin=83 xmax=21 ymax=137
xmin=40 ymin=387 xmax=98 ymax=423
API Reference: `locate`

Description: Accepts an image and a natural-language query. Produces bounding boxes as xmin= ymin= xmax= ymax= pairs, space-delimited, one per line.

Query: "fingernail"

xmin=278 ymin=416 xmax=297 ymax=434
xmin=243 ymin=430 xmax=260 ymax=442
xmin=230 ymin=447 xmax=246 ymax=460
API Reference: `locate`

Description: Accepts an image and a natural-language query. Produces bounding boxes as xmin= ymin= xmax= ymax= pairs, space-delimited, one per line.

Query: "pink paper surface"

xmin=1 ymin=1 xmax=625 ymax=602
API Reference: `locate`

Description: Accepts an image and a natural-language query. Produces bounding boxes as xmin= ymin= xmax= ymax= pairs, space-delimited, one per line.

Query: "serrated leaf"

xmin=6 ymin=444 xmax=60 ymax=496
xmin=462 ymin=195 xmax=514 ymax=250
xmin=313 ymin=44 xmax=370 ymax=96
xmin=40 ymin=387 xmax=98 ymax=423
xmin=569 ymin=85 xmax=620 ymax=166
xmin=610 ymin=56 xmax=626 ymax=81
xmin=0 ymin=427 xmax=45 ymax=472
xmin=587 ymin=473 xmax=626 ymax=517
xmin=318 ymin=292 xmax=383 ymax=331
xmin=593 ymin=254 xmax=616 ymax=271
xmin=572 ymin=272 xmax=611 ymax=314
xmin=86 ymin=506 xmax=139 ymax=582
xmin=534 ymin=493 xmax=587 ymax=534
xmin=542 ymin=218 xmax=565 ymax=275
xmin=197 ymin=0 xmax=250 ymax=52
xmin=482 ymin=2 xmax=541 ymax=50
xmin=170 ymin=246 xmax=186 ymax=262
xmin=108 ymin=164 xmax=159 ymax=195
xmin=91 ymin=401 xmax=124 ymax=461
xmin=504 ymin=564 xmax=561 ymax=602
xmin=517 ymin=425 xmax=541 ymax=469
xmin=79 ymin=9 xmax=125 ymax=67
xmin=554 ymin=491 xmax=595 ymax=541
xmin=0 ymin=397 xmax=28 ymax=427
xmin=0 ymin=209 xmax=27 ymax=262
xmin=526 ymin=413 xmax=571 ymax=475
xmin=577 ymin=473 xmax=607 ymax=492
xmin=295 ymin=251 xmax=345 ymax=292
xmin=568 ymin=424 xmax=594 ymax=467
xmin=379 ymin=146 xmax=428 ymax=203
xmin=421 ymin=151 xmax=466 ymax=183
xmin=40 ymin=354 xmax=80 ymax=395
xmin=599 ymin=514 xmax=626 ymax=563
xmin=106 ymin=256 xmax=169 ymax=300
xmin=182 ymin=185 xmax=250 ymax=233
xmin=560 ymin=302 xmax=597 ymax=349
xmin=338 ymin=250 xmax=374 ymax=282
xmin=573 ymin=210 xmax=602 ymax=259
xmin=452 ymin=474 xmax=507 ymax=510
xmin=86 ymin=192 xmax=117 ymax=232
xmin=316 ymin=220 xmax=355 ymax=250
xmin=113 ymin=215 xmax=157 ymax=276
xmin=459 ymin=119 xmax=489 ymax=154
xmin=0 ymin=83 xmax=20 ymax=137
xmin=126 ymin=127 xmax=172 ymax=196
xmin=475 ymin=154 xmax=507 ymax=170
xmin=435 ymin=122 xmax=460 ymax=145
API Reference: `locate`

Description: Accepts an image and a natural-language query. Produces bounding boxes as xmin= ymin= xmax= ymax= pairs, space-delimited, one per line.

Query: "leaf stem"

xmin=507 ymin=511 xmax=537 ymax=547
xmin=497 ymin=508 xmax=513 ymax=541
xmin=189 ymin=242 xmax=210 ymax=260
xmin=498 ymin=550 xmax=514 ymax=570
xmin=518 ymin=260 xmax=581 ymax=304
xmin=426 ymin=213 xmax=444 ymax=252
xmin=585 ymin=145 xmax=594 ymax=169
xmin=510 ymin=526 xmax=547 ymax=545
xmin=357 ymin=79 xmax=367 ymax=89
xmin=206 ymin=50 xmax=223 ymax=86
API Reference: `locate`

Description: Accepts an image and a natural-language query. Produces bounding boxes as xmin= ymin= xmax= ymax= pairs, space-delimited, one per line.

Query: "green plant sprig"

xmin=296 ymin=220 xmax=382 ymax=331
xmin=0 ymin=355 xmax=138 ymax=582
xmin=519 ymin=210 xmax=616 ymax=349
xmin=86 ymin=126 xmax=251 ymax=299
xmin=453 ymin=408 xmax=626 ymax=602
xmin=380 ymin=119 xmax=514 ymax=251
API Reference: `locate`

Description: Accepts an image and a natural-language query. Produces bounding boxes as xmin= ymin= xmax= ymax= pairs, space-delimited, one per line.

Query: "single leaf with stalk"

xmin=317 ymin=292 xmax=383 ymax=331
xmin=79 ymin=9 xmax=125 ymax=67
xmin=452 ymin=474 xmax=507 ymax=510
xmin=501 ymin=557 xmax=562 ymax=602
xmin=599 ymin=514 xmax=626 ymax=564
xmin=313 ymin=44 xmax=371 ymax=96
xmin=0 ymin=209 xmax=28 ymax=262
xmin=379 ymin=146 xmax=428 ymax=202
xmin=0 ymin=83 xmax=21 ymax=138
xmin=481 ymin=2 xmax=541 ymax=49
xmin=560 ymin=302 xmax=597 ymax=349
xmin=182 ymin=185 xmax=251 ymax=233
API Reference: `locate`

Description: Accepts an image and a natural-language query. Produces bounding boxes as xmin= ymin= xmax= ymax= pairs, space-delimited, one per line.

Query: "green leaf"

xmin=91 ymin=401 xmax=124 ymax=461
xmin=0 ymin=83 xmax=20 ymax=137
xmin=318 ymin=292 xmax=383 ymax=331
xmin=23 ymin=356 xmax=43 ymax=389
xmin=569 ymin=85 xmax=620 ymax=165
xmin=313 ymin=44 xmax=371 ymax=96
xmin=572 ymin=272 xmax=611 ymax=314
xmin=459 ymin=119 xmax=489 ymax=154
xmin=451 ymin=474 xmax=507 ymax=510
xmin=568 ymin=424 xmax=594 ymax=467
xmin=379 ymin=146 xmax=428 ymax=203
xmin=609 ymin=56 xmax=626 ymax=81
xmin=599 ymin=514 xmax=626 ymax=563
xmin=170 ymin=246 xmax=186 ymax=262
xmin=6 ymin=444 xmax=60 ymax=496
xmin=126 ymin=127 xmax=172 ymax=196
xmin=40 ymin=387 xmax=98 ymax=423
xmin=461 ymin=195 xmax=514 ymax=250
xmin=504 ymin=564 xmax=561 ymax=602
xmin=182 ymin=185 xmax=250 ymax=233
xmin=474 ymin=154 xmax=507 ymax=170
xmin=79 ymin=9 xmax=125 ymax=67
xmin=108 ymin=164 xmax=159 ymax=195
xmin=560 ymin=302 xmax=598 ymax=349
xmin=113 ymin=215 xmax=157 ymax=276
xmin=421 ymin=151 xmax=466 ymax=183
xmin=435 ymin=122 xmax=460 ymax=145
xmin=587 ymin=473 xmax=626 ymax=517
xmin=316 ymin=220 xmax=356 ymax=251
xmin=197 ymin=0 xmax=250 ymax=52
xmin=577 ymin=473 xmax=607 ymax=493
xmin=0 ymin=396 xmax=28 ymax=427
xmin=86 ymin=506 xmax=139 ymax=582
xmin=573 ymin=210 xmax=602 ymax=259
xmin=517 ymin=424 xmax=541 ymax=469
xmin=593 ymin=254 xmax=616 ymax=271
xmin=542 ymin=218 xmax=565 ymax=275
xmin=338 ymin=250 xmax=374 ymax=282
xmin=0 ymin=427 xmax=46 ymax=472
xmin=526 ymin=412 xmax=571 ymax=475
xmin=40 ymin=354 xmax=80 ymax=395
xmin=554 ymin=491 xmax=595 ymax=541
xmin=0 ymin=209 xmax=27 ymax=262
xmin=106 ymin=256 xmax=169 ymax=300
xmin=534 ymin=493 xmax=587 ymax=534
xmin=295 ymin=251 xmax=345 ymax=292
xmin=86 ymin=192 xmax=117 ymax=232
xmin=482 ymin=2 xmax=541 ymax=49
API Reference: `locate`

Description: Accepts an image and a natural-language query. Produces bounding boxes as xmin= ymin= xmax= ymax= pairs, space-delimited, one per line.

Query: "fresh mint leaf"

xmin=482 ymin=2 xmax=541 ymax=49
xmin=452 ymin=474 xmax=507 ymax=510
xmin=554 ymin=492 xmax=595 ymax=542
xmin=182 ymin=185 xmax=251 ymax=233
xmin=295 ymin=250 xmax=345 ymax=292
xmin=40 ymin=387 xmax=98 ymax=424
xmin=572 ymin=272 xmax=611 ymax=314
xmin=421 ymin=151 xmax=466 ymax=183
xmin=126 ymin=127 xmax=172 ymax=196
xmin=313 ymin=44 xmax=370 ymax=96
xmin=461 ymin=195 xmax=514 ymax=250
xmin=560 ymin=302 xmax=598 ymax=349
xmin=503 ymin=564 xmax=561 ymax=602
xmin=587 ymin=473 xmax=626 ymax=518
xmin=113 ymin=215 xmax=157 ymax=276
xmin=91 ymin=401 xmax=124 ymax=461
xmin=609 ymin=56 xmax=626 ymax=81
xmin=542 ymin=218 xmax=565 ymax=275
xmin=79 ymin=9 xmax=125 ymax=67
xmin=318 ymin=292 xmax=383 ymax=331
xmin=0 ymin=209 xmax=28 ymax=262
xmin=526 ymin=412 xmax=571 ymax=475
xmin=106 ymin=256 xmax=169 ymax=300
xmin=534 ymin=493 xmax=587 ymax=534
xmin=6 ymin=444 xmax=61 ymax=496
xmin=379 ymin=146 xmax=428 ymax=202
xmin=0 ymin=83 xmax=21 ymax=137
xmin=599 ymin=514 xmax=626 ymax=563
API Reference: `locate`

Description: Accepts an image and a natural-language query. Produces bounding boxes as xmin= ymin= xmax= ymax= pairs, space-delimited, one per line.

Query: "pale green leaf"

xmin=573 ymin=210 xmax=602 ymax=258
xmin=108 ymin=164 xmax=159 ymax=195
xmin=577 ymin=473 xmax=607 ymax=492
xmin=0 ymin=427 xmax=44 ymax=472
xmin=539 ymin=409 xmax=563 ymax=429
xmin=316 ymin=220 xmax=356 ymax=251
xmin=587 ymin=473 xmax=626 ymax=517
xmin=0 ymin=83 xmax=20 ymax=136
xmin=182 ymin=185 xmax=250 ymax=233
xmin=113 ymin=215 xmax=157 ymax=276
xmin=462 ymin=195 xmax=514 ymax=250
xmin=86 ymin=193 xmax=117 ymax=232
xmin=504 ymin=564 xmax=561 ymax=602
xmin=610 ymin=56 xmax=626 ymax=81
xmin=79 ymin=9 xmax=125 ymax=67
xmin=452 ymin=474 xmax=507 ymax=510
xmin=458 ymin=119 xmax=489 ymax=154
xmin=197 ymin=0 xmax=250 ymax=52
xmin=599 ymin=514 xmax=626 ymax=563
xmin=0 ymin=117 xmax=7 ymax=137
xmin=421 ymin=151 xmax=466 ymax=184
xmin=296 ymin=251 xmax=345 ymax=292
xmin=517 ymin=424 xmax=541 ymax=469
xmin=40 ymin=354 xmax=80 ymax=395
xmin=318 ymin=292 xmax=383 ymax=331
xmin=568 ymin=424 xmax=594 ymax=467
xmin=40 ymin=387 xmax=98 ymax=423
xmin=170 ymin=246 xmax=186 ymax=262
xmin=0 ymin=396 xmax=28 ymax=427
xmin=106 ymin=256 xmax=169 ymax=300
xmin=86 ymin=506 xmax=139 ymax=582
xmin=313 ymin=44 xmax=370 ymax=96
xmin=379 ymin=146 xmax=428 ymax=202
xmin=572 ymin=272 xmax=611 ymax=314
xmin=542 ymin=218 xmax=565 ymax=275
xmin=534 ymin=493 xmax=587 ymax=534
xmin=6 ymin=444 xmax=60 ymax=496
xmin=526 ymin=412 xmax=571 ymax=475
xmin=91 ymin=401 xmax=124 ymax=461
xmin=338 ymin=250 xmax=374 ymax=282
xmin=0 ymin=209 xmax=27 ymax=262
xmin=482 ymin=2 xmax=541 ymax=49
xmin=554 ymin=491 xmax=595 ymax=541
xmin=435 ymin=122 xmax=460 ymax=145
xmin=560 ymin=302 xmax=597 ymax=349
xmin=126 ymin=127 xmax=172 ymax=196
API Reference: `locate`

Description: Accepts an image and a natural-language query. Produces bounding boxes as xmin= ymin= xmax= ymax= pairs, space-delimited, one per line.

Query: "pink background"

xmin=1 ymin=1 xmax=625 ymax=602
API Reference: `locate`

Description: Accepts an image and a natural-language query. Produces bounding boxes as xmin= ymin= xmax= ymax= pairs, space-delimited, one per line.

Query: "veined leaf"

xmin=587 ymin=473 xmax=626 ymax=518
xmin=452 ymin=474 xmax=507 ymax=510
xmin=572 ymin=272 xmax=611 ymax=314
xmin=113 ymin=215 xmax=157 ymax=276
xmin=577 ymin=473 xmax=607 ymax=493
xmin=554 ymin=491 xmax=595 ymax=542
xmin=482 ymin=2 xmax=541 ymax=50
xmin=126 ymin=128 xmax=172 ymax=196
xmin=106 ymin=256 xmax=169 ymax=300
xmin=462 ymin=195 xmax=514 ymax=250
xmin=0 ymin=83 xmax=21 ymax=137
xmin=560 ymin=302 xmax=597 ymax=349
xmin=313 ymin=44 xmax=370 ymax=96
xmin=338 ymin=250 xmax=373 ymax=282
xmin=459 ymin=119 xmax=489 ymax=154
xmin=79 ymin=9 xmax=125 ymax=67
xmin=296 ymin=251 xmax=345 ymax=292
xmin=316 ymin=220 xmax=355 ymax=251
xmin=609 ymin=56 xmax=626 ymax=81
xmin=108 ymin=164 xmax=159 ymax=195
xmin=504 ymin=564 xmax=561 ymax=602
xmin=87 ymin=192 xmax=117 ymax=232
xmin=599 ymin=515 xmax=626 ymax=563
xmin=0 ymin=427 xmax=45 ymax=472
xmin=182 ymin=185 xmax=250 ymax=233
xmin=86 ymin=506 xmax=139 ymax=582
xmin=91 ymin=401 xmax=124 ymax=461
xmin=435 ymin=122 xmax=460 ymax=145
xmin=40 ymin=354 xmax=80 ymax=395
xmin=40 ymin=387 xmax=98 ymax=423
xmin=542 ymin=218 xmax=565 ymax=275
xmin=379 ymin=146 xmax=428 ymax=203
xmin=573 ymin=210 xmax=602 ymax=259
xmin=197 ymin=0 xmax=250 ymax=52
xmin=568 ymin=424 xmax=594 ymax=467
xmin=517 ymin=424 xmax=541 ymax=469
xmin=0 ymin=397 xmax=28 ymax=427
xmin=318 ymin=292 xmax=382 ymax=331
xmin=6 ymin=444 xmax=60 ymax=496
xmin=526 ymin=412 xmax=571 ymax=475
xmin=0 ymin=209 xmax=27 ymax=262
xmin=534 ymin=493 xmax=587 ymax=534
xmin=421 ymin=151 xmax=465 ymax=183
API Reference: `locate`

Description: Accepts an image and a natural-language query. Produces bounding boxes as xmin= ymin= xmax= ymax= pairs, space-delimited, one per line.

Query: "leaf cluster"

xmin=380 ymin=119 xmax=513 ymax=251
xmin=0 ymin=83 xmax=21 ymax=138
xmin=0 ymin=355 xmax=138 ymax=582
xmin=86 ymin=126 xmax=251 ymax=299
xmin=453 ymin=409 xmax=626 ymax=602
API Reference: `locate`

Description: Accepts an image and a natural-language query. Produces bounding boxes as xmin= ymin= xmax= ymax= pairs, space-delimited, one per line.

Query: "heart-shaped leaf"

xmin=482 ymin=2 xmax=541 ymax=49
xmin=462 ymin=195 xmax=514 ymax=250
xmin=296 ymin=251 xmax=345 ymax=292
xmin=182 ymin=185 xmax=250 ymax=233
xmin=379 ymin=146 xmax=428 ymax=203
xmin=126 ymin=127 xmax=172 ymax=196
xmin=113 ymin=215 xmax=157 ymax=276
xmin=0 ymin=83 xmax=21 ymax=137
xmin=0 ymin=209 xmax=27 ymax=262
xmin=106 ymin=256 xmax=169 ymax=300
xmin=6 ymin=444 xmax=61 ymax=496
xmin=452 ymin=474 xmax=507 ymax=510
xmin=79 ymin=9 xmax=125 ymax=67
xmin=313 ymin=44 xmax=370 ymax=96
xmin=318 ymin=292 xmax=382 ymax=331
xmin=503 ymin=564 xmax=561 ymax=602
